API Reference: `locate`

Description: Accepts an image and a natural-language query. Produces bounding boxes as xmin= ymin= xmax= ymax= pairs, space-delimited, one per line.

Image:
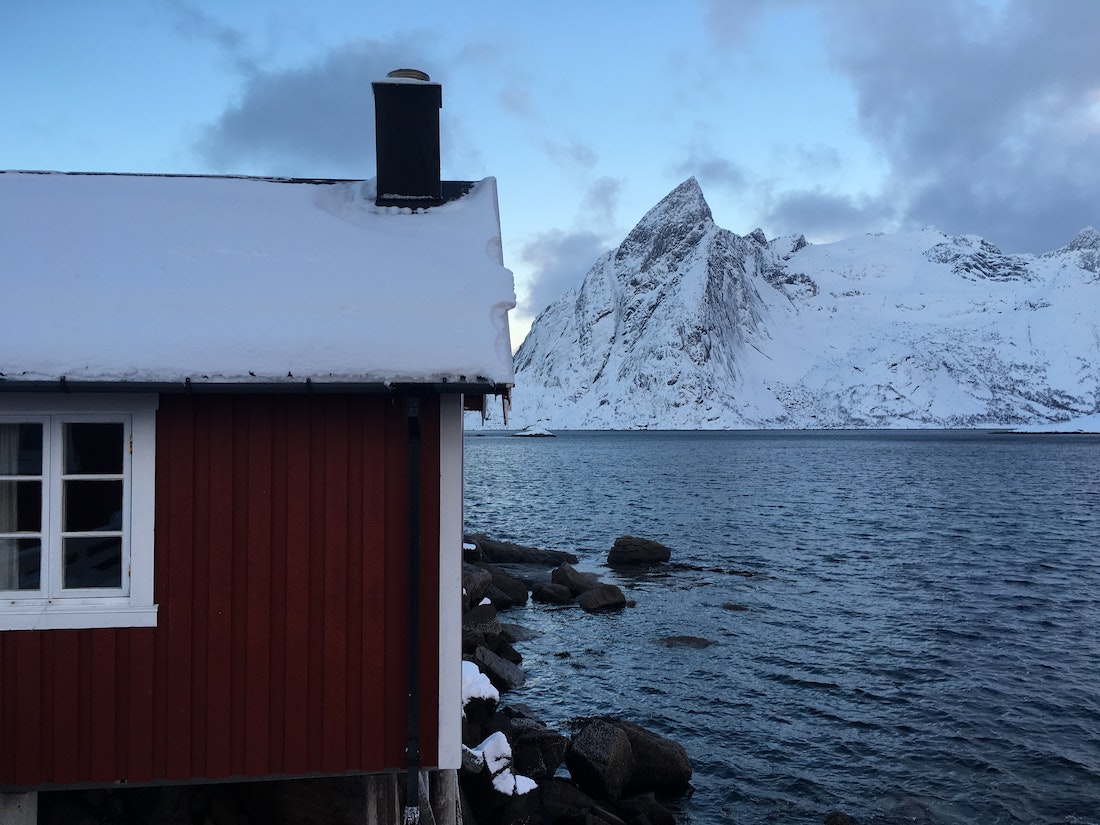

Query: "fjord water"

xmin=463 ymin=430 xmax=1100 ymax=825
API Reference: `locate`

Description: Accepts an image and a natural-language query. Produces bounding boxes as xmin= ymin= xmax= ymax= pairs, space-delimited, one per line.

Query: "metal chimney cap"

xmin=386 ymin=68 xmax=431 ymax=82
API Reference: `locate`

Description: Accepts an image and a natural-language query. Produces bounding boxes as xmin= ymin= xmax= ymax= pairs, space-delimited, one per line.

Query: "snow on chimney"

xmin=372 ymin=69 xmax=442 ymax=207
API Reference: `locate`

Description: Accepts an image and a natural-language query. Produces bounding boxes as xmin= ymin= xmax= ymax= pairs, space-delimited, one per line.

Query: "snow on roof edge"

xmin=1 ymin=172 xmax=516 ymax=388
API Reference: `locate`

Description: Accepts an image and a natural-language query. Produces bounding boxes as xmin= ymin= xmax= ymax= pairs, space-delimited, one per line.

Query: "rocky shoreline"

xmin=459 ymin=533 xmax=694 ymax=825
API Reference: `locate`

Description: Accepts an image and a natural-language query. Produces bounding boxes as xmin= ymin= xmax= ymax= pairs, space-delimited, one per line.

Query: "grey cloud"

xmin=764 ymin=188 xmax=894 ymax=241
xmin=703 ymin=0 xmax=1100 ymax=252
xmin=541 ymin=138 xmax=599 ymax=169
xmin=498 ymin=84 xmax=536 ymax=118
xmin=194 ymin=37 xmax=438 ymax=176
xmin=791 ymin=144 xmax=842 ymax=175
xmin=581 ymin=177 xmax=623 ymax=227
xmin=519 ymin=230 xmax=611 ymax=318
xmin=701 ymin=0 xmax=800 ymax=45
xmin=673 ymin=150 xmax=748 ymax=192
xmin=820 ymin=0 xmax=1100 ymax=251
xmin=165 ymin=0 xmax=255 ymax=74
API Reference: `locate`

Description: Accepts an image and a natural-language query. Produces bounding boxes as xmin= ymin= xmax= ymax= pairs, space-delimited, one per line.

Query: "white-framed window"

xmin=0 ymin=395 xmax=157 ymax=630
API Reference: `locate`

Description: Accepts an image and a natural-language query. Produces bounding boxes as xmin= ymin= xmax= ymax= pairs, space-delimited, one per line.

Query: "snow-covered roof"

xmin=0 ymin=171 xmax=515 ymax=391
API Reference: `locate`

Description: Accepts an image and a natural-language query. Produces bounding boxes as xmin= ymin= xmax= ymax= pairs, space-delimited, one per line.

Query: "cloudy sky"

xmin=3 ymin=0 xmax=1098 ymax=346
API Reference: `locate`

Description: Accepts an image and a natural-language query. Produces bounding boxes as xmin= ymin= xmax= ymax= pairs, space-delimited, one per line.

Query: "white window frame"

xmin=0 ymin=394 xmax=157 ymax=630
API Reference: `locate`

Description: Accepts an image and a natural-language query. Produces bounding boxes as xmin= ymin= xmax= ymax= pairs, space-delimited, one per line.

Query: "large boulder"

xmin=466 ymin=533 xmax=580 ymax=566
xmin=462 ymin=603 xmax=503 ymax=654
xmin=462 ymin=563 xmax=493 ymax=611
xmin=617 ymin=721 xmax=692 ymax=795
xmin=474 ymin=645 xmax=526 ymax=692
xmin=607 ymin=536 xmax=671 ymax=569
xmin=537 ymin=778 xmax=625 ymax=825
xmin=500 ymin=622 xmax=542 ymax=644
xmin=566 ymin=719 xmax=636 ymax=801
xmin=614 ymin=793 xmax=677 ymax=825
xmin=461 ymin=697 xmax=499 ymax=750
xmin=531 ymin=581 xmax=573 ymax=605
xmin=577 ymin=584 xmax=628 ymax=614
xmin=474 ymin=562 xmax=530 ymax=608
xmin=511 ymin=723 xmax=570 ymax=781
xmin=493 ymin=638 xmax=523 ymax=665
xmin=460 ymin=731 xmax=538 ymax=822
xmin=551 ymin=563 xmax=602 ymax=596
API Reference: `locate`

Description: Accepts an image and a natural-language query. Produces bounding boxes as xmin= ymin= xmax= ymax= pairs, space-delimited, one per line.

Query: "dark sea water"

xmin=463 ymin=430 xmax=1100 ymax=825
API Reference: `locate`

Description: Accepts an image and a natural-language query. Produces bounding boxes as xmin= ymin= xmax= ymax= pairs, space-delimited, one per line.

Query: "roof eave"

xmin=0 ymin=378 xmax=513 ymax=397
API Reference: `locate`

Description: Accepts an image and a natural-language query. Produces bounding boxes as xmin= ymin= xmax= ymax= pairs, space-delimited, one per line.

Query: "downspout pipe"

xmin=404 ymin=395 xmax=423 ymax=825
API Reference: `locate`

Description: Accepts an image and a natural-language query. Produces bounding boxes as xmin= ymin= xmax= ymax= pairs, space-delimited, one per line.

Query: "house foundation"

xmin=364 ymin=770 xmax=458 ymax=825
xmin=0 ymin=792 xmax=37 ymax=825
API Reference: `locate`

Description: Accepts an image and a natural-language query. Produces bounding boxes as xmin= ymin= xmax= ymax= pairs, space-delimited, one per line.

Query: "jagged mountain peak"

xmin=1044 ymin=226 xmax=1100 ymax=274
xmin=615 ymin=177 xmax=714 ymax=273
xmin=926 ymin=234 xmax=1033 ymax=282
xmin=651 ymin=176 xmax=710 ymax=221
xmin=748 ymin=227 xmax=769 ymax=246
xmin=505 ymin=183 xmax=1099 ymax=430
xmin=1066 ymin=226 xmax=1099 ymax=251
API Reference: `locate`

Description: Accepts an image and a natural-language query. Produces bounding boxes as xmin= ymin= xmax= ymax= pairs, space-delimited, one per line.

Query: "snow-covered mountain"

xmin=507 ymin=178 xmax=1099 ymax=429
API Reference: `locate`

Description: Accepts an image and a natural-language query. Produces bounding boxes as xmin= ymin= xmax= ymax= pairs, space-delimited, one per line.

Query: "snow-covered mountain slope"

xmin=507 ymin=178 xmax=1099 ymax=429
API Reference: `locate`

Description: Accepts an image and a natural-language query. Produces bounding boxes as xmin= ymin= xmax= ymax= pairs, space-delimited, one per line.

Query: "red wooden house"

xmin=0 ymin=71 xmax=513 ymax=818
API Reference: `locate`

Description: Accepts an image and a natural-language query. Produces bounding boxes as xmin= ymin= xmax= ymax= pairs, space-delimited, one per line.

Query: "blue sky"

xmin=3 ymin=1 xmax=1098 ymax=345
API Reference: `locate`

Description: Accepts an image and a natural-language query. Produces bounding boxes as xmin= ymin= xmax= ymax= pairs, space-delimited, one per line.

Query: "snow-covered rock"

xmin=462 ymin=660 xmax=499 ymax=708
xmin=507 ymin=179 xmax=1099 ymax=429
xmin=463 ymin=731 xmax=537 ymax=796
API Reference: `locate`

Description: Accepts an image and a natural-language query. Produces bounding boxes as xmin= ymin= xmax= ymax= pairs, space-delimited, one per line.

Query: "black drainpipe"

xmin=404 ymin=394 xmax=423 ymax=825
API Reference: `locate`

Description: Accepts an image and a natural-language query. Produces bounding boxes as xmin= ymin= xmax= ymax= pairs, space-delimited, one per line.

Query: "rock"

xmin=475 ymin=645 xmax=526 ymax=692
xmin=462 ymin=602 xmax=503 ymax=654
xmin=512 ymin=725 xmax=570 ymax=780
xmin=607 ymin=536 xmax=671 ymax=569
xmin=532 ymin=581 xmax=574 ymax=604
xmin=614 ymin=793 xmax=677 ymax=825
xmin=462 ymin=696 xmax=498 ymax=748
xmin=467 ymin=533 xmax=580 ymax=566
xmin=492 ymin=790 xmax=542 ymax=825
xmin=577 ymin=584 xmax=628 ymax=613
xmin=659 ymin=635 xmax=713 ymax=649
xmin=494 ymin=638 xmax=524 ymax=665
xmin=552 ymin=563 xmax=602 ymax=596
xmin=462 ymin=562 xmax=494 ymax=611
xmin=501 ymin=703 xmax=540 ymax=722
xmin=567 ymin=719 xmax=636 ymax=801
xmin=475 ymin=562 xmax=530 ymax=608
xmin=589 ymin=805 xmax=629 ymax=825
xmin=616 ymin=721 xmax=692 ymax=795
xmin=485 ymin=584 xmax=523 ymax=611
xmin=537 ymin=779 xmax=604 ymax=823
xmin=500 ymin=622 xmax=542 ymax=643
xmin=535 ymin=780 xmax=627 ymax=825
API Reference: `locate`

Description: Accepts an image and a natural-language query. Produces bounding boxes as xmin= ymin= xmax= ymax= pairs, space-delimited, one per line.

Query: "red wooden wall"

xmin=0 ymin=392 xmax=441 ymax=788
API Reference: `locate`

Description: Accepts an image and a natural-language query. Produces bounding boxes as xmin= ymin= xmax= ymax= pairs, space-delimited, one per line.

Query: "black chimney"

xmin=372 ymin=69 xmax=442 ymax=207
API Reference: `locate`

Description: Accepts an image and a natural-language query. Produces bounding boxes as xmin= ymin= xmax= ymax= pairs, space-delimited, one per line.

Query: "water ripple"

xmin=465 ymin=430 xmax=1100 ymax=824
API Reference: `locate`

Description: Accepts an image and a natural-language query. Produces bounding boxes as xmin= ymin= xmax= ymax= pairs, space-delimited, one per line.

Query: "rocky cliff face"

xmin=508 ymin=178 xmax=1099 ymax=429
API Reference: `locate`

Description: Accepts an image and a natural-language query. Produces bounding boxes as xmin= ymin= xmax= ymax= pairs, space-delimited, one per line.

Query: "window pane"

xmin=64 ymin=480 xmax=124 ymax=532
xmin=0 ymin=480 xmax=42 ymax=532
xmin=64 ymin=422 xmax=124 ymax=475
xmin=0 ymin=423 xmax=42 ymax=475
xmin=0 ymin=537 xmax=41 ymax=590
xmin=63 ymin=536 xmax=122 ymax=589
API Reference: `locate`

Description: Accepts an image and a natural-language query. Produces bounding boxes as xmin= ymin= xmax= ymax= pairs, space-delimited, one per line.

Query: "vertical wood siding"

xmin=0 ymin=393 xmax=441 ymax=787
